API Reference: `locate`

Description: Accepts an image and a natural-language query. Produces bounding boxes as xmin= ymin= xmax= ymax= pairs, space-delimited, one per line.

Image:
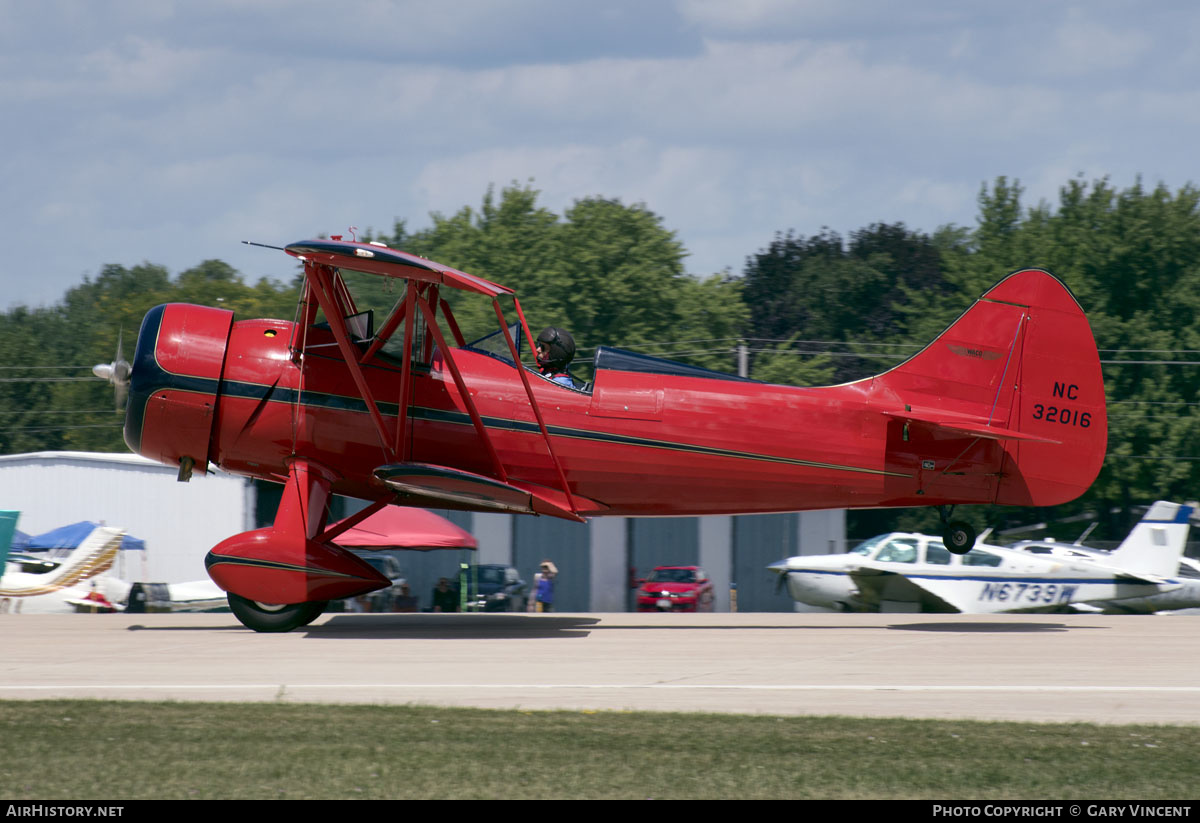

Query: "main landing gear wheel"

xmin=227 ymin=593 xmax=328 ymax=633
xmin=942 ymin=521 xmax=977 ymax=555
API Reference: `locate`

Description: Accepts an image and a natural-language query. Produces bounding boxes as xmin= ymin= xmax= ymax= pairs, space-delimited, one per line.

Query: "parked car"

xmin=459 ymin=564 xmax=528 ymax=612
xmin=333 ymin=552 xmax=413 ymax=612
xmin=635 ymin=566 xmax=714 ymax=612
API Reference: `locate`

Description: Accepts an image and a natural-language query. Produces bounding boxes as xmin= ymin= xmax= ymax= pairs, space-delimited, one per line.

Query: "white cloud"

xmin=1046 ymin=8 xmax=1153 ymax=75
xmin=2 ymin=1 xmax=1199 ymax=307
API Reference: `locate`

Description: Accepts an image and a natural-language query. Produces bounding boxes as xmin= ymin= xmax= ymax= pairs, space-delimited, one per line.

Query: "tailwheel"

xmin=228 ymin=593 xmax=327 ymax=633
xmin=942 ymin=520 xmax=977 ymax=555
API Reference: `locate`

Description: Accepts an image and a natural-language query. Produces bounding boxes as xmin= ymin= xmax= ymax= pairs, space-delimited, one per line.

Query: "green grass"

xmin=1 ymin=700 xmax=1196 ymax=799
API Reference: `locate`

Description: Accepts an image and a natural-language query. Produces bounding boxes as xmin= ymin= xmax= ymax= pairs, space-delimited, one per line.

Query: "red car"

xmin=635 ymin=566 xmax=714 ymax=612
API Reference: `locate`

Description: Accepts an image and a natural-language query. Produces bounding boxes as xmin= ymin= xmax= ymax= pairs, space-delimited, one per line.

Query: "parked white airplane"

xmin=1 ymin=525 xmax=226 ymax=614
xmin=768 ymin=503 xmax=1190 ymax=614
xmin=1008 ymin=501 xmax=1197 ymax=613
xmin=0 ymin=526 xmax=125 ymax=614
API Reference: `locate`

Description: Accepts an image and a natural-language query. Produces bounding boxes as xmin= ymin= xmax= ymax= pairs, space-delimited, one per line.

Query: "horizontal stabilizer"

xmin=1111 ymin=569 xmax=1179 ymax=587
xmin=374 ymin=463 xmax=604 ymax=523
xmin=881 ymin=408 xmax=1060 ymax=444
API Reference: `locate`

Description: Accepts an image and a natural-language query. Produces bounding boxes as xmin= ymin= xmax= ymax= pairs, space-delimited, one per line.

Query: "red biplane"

xmin=106 ymin=237 xmax=1107 ymax=631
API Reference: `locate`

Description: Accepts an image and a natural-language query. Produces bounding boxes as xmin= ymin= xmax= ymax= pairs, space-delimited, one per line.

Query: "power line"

xmin=0 ymin=423 xmax=122 ymax=433
xmin=1107 ymin=454 xmax=1200 ymax=461
xmin=0 ymin=377 xmax=99 ymax=383
xmin=0 ymin=409 xmax=118 ymax=416
xmin=0 ymin=365 xmax=97 ymax=370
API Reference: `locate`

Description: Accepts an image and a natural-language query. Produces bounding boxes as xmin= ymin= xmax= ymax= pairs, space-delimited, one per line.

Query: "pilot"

xmin=535 ymin=326 xmax=576 ymax=387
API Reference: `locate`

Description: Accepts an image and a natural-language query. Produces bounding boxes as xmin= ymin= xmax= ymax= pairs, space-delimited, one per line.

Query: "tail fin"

xmin=0 ymin=526 xmax=123 ymax=597
xmin=1106 ymin=501 xmax=1192 ymax=577
xmin=875 ymin=269 xmax=1107 ymax=507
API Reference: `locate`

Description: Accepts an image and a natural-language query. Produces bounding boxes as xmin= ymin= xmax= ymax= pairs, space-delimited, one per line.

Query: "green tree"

xmin=742 ymin=223 xmax=948 ymax=385
xmin=397 ymin=183 xmax=748 ymax=376
xmin=887 ymin=176 xmax=1200 ymax=539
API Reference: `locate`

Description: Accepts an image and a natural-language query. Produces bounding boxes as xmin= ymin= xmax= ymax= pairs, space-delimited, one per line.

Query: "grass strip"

xmin=1 ymin=700 xmax=1196 ymax=800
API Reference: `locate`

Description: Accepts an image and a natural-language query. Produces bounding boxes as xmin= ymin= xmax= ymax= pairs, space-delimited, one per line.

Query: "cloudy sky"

xmin=3 ymin=0 xmax=1198 ymax=308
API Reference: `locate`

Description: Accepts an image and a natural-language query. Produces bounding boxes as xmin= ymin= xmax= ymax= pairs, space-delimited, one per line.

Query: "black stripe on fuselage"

xmin=139 ymin=362 xmax=909 ymax=479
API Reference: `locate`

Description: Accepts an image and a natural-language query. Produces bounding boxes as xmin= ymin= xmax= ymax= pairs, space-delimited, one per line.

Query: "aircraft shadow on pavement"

xmin=887 ymin=621 xmax=1088 ymax=633
xmin=126 ymin=622 xmax=249 ymax=632
xmin=304 ymin=613 xmax=601 ymax=639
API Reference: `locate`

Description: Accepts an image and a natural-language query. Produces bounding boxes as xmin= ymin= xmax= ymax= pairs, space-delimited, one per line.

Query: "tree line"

xmin=2 ymin=176 xmax=1196 ymax=542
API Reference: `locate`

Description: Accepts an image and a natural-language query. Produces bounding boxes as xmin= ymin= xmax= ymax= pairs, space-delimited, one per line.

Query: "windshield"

xmin=875 ymin=537 xmax=919 ymax=563
xmin=962 ymin=549 xmax=1004 ymax=567
xmin=474 ymin=567 xmax=507 ymax=584
xmin=463 ymin=322 xmax=525 ymax=365
xmin=305 ymin=268 xmax=432 ymax=368
xmin=849 ymin=534 xmax=891 ymax=558
xmin=647 ymin=568 xmax=698 ymax=583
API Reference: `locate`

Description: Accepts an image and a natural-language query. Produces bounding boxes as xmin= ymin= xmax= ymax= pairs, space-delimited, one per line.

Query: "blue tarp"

xmin=24 ymin=521 xmax=145 ymax=552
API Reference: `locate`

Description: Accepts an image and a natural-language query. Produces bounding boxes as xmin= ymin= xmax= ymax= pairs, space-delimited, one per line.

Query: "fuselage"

xmin=124 ymin=305 xmax=1010 ymax=518
xmin=1010 ymin=541 xmax=1200 ymax=613
xmin=108 ymin=246 xmax=1113 ymax=628
xmin=770 ymin=532 xmax=1179 ymax=613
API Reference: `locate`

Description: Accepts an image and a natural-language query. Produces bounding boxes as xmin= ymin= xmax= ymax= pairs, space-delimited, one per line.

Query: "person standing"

xmin=529 ymin=560 xmax=558 ymax=612
xmin=431 ymin=577 xmax=458 ymax=612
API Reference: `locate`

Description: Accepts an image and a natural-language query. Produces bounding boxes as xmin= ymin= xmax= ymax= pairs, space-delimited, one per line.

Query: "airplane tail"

xmin=874 ymin=269 xmax=1107 ymax=508
xmin=0 ymin=526 xmax=123 ymax=597
xmin=1104 ymin=501 xmax=1193 ymax=577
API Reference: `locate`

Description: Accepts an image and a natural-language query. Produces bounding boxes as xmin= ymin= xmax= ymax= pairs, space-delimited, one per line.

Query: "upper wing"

xmin=285 ymin=239 xmax=513 ymax=297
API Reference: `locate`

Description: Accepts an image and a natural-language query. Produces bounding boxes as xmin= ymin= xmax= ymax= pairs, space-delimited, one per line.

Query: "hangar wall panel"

xmin=514 ymin=516 xmax=591 ymax=611
xmin=734 ymin=513 xmax=801 ymax=612
xmin=0 ymin=452 xmax=249 ymax=583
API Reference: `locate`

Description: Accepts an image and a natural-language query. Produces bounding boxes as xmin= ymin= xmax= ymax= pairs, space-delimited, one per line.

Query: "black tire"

xmin=228 ymin=593 xmax=327 ymax=633
xmin=943 ymin=521 xmax=977 ymax=555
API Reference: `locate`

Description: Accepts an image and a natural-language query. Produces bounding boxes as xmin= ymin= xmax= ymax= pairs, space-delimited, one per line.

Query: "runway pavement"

xmin=3 ymin=612 xmax=1199 ymax=724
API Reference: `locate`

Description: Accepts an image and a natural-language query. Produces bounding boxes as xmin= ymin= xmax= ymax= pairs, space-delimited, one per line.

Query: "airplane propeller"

xmin=768 ymin=561 xmax=791 ymax=596
xmin=92 ymin=330 xmax=132 ymax=412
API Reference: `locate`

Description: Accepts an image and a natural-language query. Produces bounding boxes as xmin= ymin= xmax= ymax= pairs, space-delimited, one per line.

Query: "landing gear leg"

xmin=938 ymin=506 xmax=977 ymax=555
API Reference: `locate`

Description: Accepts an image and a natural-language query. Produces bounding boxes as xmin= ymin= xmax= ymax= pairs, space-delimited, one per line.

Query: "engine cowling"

xmin=125 ymin=303 xmax=234 ymax=476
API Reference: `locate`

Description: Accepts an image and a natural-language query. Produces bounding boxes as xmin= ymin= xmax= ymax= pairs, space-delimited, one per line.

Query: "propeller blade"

xmin=93 ymin=328 xmax=133 ymax=412
xmin=768 ymin=561 xmax=790 ymax=595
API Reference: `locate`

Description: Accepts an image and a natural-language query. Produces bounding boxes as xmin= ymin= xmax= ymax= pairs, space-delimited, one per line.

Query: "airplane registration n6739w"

xmin=95 ymin=236 xmax=1107 ymax=631
xmin=768 ymin=502 xmax=1192 ymax=614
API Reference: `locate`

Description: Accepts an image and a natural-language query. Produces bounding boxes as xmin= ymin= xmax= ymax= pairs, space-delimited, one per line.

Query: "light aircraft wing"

xmin=846 ymin=566 xmax=961 ymax=613
xmin=851 ymin=559 xmax=1181 ymax=614
xmin=374 ymin=463 xmax=606 ymax=523
xmin=285 ymin=239 xmax=513 ymax=297
xmin=285 ymin=237 xmax=587 ymax=526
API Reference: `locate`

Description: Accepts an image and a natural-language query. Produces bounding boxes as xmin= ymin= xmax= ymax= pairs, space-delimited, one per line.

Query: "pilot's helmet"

xmin=536 ymin=327 xmax=575 ymax=372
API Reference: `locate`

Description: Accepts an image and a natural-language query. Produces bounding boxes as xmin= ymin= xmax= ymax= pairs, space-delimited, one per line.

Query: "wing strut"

xmin=417 ymin=292 xmax=510 ymax=482
xmin=392 ymin=284 xmax=417 ymax=460
xmin=491 ymin=297 xmax=579 ymax=516
xmin=305 ymin=263 xmax=399 ymax=460
xmin=317 ymin=499 xmax=388 ymax=544
xmin=294 ymin=250 xmax=582 ymax=521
